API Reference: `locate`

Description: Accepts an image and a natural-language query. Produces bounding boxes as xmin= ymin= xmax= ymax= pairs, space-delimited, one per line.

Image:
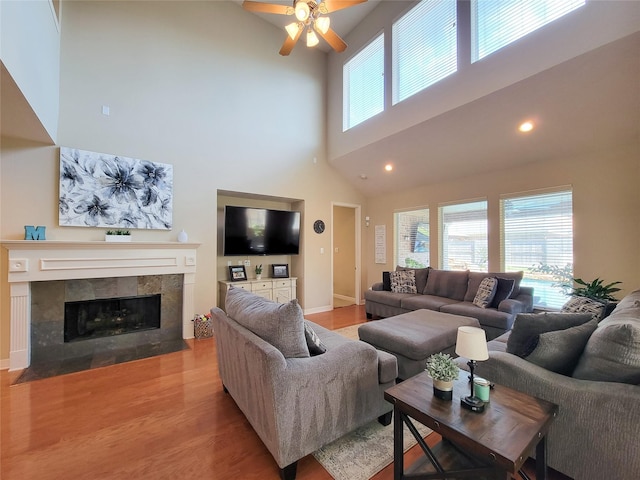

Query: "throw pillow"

xmin=525 ymin=319 xmax=597 ymax=375
xmin=561 ymin=296 xmax=606 ymax=321
xmin=390 ymin=270 xmax=417 ymax=294
xmin=490 ymin=277 xmax=516 ymax=308
xmin=382 ymin=271 xmax=391 ymax=291
xmin=304 ymin=322 xmax=327 ymax=356
xmin=506 ymin=312 xmax=593 ymax=358
xmin=572 ymin=314 xmax=640 ymax=384
xmin=473 ymin=277 xmax=498 ymax=308
xmin=225 ymin=287 xmax=310 ymax=358
xmin=396 ymin=266 xmax=430 ymax=294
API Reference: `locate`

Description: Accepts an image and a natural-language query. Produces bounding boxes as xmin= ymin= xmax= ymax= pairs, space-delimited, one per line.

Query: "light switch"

xmin=320 ymin=247 xmax=324 ymax=254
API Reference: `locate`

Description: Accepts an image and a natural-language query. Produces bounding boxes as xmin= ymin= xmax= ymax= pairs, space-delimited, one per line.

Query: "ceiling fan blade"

xmin=319 ymin=0 xmax=367 ymax=14
xmin=279 ymin=24 xmax=303 ymax=56
xmin=315 ymin=26 xmax=347 ymax=53
xmin=242 ymin=1 xmax=294 ymax=15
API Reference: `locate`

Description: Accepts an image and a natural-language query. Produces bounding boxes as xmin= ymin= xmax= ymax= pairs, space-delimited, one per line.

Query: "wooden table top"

xmin=385 ymin=371 xmax=558 ymax=474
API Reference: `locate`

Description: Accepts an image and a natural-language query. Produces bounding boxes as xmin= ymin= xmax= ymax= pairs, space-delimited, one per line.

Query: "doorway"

xmin=332 ymin=203 xmax=361 ymax=308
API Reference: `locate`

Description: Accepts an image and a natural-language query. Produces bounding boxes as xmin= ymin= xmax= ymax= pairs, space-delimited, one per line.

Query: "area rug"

xmin=313 ymin=418 xmax=432 ymax=480
xmin=315 ymin=324 xmax=432 ymax=480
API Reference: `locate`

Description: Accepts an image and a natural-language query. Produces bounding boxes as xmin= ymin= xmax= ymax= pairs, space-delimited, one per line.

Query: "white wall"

xmin=0 ymin=0 xmax=60 ymax=141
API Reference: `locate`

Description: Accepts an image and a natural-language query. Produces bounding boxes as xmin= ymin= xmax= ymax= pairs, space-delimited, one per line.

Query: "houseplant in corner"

xmin=425 ymin=352 xmax=459 ymax=401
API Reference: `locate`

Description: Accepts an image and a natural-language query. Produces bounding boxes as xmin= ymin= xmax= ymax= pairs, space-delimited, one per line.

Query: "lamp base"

xmin=461 ymin=395 xmax=485 ymax=413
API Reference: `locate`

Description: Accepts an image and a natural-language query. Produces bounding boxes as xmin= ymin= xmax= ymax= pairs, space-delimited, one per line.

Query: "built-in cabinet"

xmin=219 ymin=278 xmax=297 ymax=309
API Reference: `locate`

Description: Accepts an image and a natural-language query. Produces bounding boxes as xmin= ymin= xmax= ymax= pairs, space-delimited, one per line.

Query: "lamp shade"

xmin=306 ymin=29 xmax=319 ymax=47
xmin=315 ymin=16 xmax=330 ymax=34
xmin=285 ymin=22 xmax=301 ymax=40
xmin=295 ymin=0 xmax=310 ymax=21
xmin=455 ymin=326 xmax=488 ymax=361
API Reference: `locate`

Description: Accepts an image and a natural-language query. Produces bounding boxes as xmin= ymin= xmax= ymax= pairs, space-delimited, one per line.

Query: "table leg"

xmin=394 ymin=404 xmax=403 ymax=480
xmin=536 ymin=436 xmax=547 ymax=480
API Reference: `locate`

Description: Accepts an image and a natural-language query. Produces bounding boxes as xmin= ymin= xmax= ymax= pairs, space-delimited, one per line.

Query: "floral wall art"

xmin=59 ymin=147 xmax=173 ymax=230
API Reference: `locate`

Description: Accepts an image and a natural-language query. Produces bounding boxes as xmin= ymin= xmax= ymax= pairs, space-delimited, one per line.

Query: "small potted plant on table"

xmin=426 ymin=352 xmax=459 ymax=401
xmin=255 ymin=264 xmax=263 ymax=280
xmin=105 ymin=229 xmax=131 ymax=242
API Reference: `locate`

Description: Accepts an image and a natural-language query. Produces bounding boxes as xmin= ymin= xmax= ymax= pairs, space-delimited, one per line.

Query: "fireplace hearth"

xmin=64 ymin=294 xmax=161 ymax=342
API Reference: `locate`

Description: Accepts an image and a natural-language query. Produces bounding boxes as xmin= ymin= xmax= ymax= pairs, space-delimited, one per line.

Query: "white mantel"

xmin=2 ymin=240 xmax=200 ymax=371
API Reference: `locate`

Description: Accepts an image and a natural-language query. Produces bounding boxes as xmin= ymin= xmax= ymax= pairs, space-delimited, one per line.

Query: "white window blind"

xmin=439 ymin=201 xmax=488 ymax=272
xmin=392 ymin=0 xmax=457 ymax=105
xmin=471 ymin=0 xmax=585 ymax=62
xmin=395 ymin=208 xmax=430 ymax=268
xmin=501 ymin=189 xmax=573 ymax=309
xmin=343 ymin=33 xmax=384 ymax=131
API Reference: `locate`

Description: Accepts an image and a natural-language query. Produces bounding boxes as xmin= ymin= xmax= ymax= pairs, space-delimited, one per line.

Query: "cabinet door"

xmin=274 ymin=288 xmax=292 ymax=304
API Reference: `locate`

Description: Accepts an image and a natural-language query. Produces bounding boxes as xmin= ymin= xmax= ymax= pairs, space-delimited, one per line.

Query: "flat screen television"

xmin=223 ymin=205 xmax=301 ymax=256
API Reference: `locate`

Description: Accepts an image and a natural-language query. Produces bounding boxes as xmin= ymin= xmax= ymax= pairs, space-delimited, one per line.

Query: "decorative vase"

xmin=256 ymin=274 xmax=262 ymax=280
xmin=432 ymin=379 xmax=454 ymax=401
xmin=177 ymin=230 xmax=188 ymax=243
xmin=105 ymin=234 xmax=131 ymax=242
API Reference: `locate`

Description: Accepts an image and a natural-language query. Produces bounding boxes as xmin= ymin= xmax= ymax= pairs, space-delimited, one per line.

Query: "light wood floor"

xmin=1 ymin=304 xmax=567 ymax=480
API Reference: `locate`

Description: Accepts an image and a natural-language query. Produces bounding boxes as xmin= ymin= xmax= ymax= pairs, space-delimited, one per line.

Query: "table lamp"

xmin=455 ymin=326 xmax=489 ymax=412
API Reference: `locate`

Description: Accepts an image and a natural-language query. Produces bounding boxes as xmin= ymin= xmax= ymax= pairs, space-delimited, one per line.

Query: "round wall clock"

xmin=313 ymin=219 xmax=325 ymax=234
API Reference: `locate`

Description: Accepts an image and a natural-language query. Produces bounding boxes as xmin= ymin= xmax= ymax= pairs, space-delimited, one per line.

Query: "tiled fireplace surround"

xmin=3 ymin=241 xmax=199 ymax=372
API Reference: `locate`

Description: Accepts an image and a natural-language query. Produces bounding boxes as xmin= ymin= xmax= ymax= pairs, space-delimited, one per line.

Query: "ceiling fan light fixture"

xmin=285 ymin=22 xmax=300 ymax=40
xmin=315 ymin=16 xmax=330 ymax=34
xmin=294 ymin=0 xmax=310 ymax=21
xmin=307 ymin=29 xmax=319 ymax=47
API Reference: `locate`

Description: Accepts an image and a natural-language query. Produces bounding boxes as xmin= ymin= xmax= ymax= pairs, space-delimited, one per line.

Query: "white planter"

xmin=105 ymin=235 xmax=132 ymax=242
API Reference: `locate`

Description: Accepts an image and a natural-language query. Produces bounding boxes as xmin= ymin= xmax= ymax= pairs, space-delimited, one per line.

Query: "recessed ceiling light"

xmin=519 ymin=121 xmax=534 ymax=133
xmin=359 ymin=173 xmax=368 ymax=180
xmin=384 ymin=164 xmax=393 ymax=172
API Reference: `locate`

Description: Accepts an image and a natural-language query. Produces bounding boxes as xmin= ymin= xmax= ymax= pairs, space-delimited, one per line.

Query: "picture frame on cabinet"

xmin=272 ymin=264 xmax=289 ymax=278
xmin=229 ymin=265 xmax=247 ymax=282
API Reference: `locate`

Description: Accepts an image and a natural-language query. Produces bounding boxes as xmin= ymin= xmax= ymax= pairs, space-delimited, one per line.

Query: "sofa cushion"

xmin=390 ymin=270 xmax=417 ymax=294
xmin=225 ymin=287 xmax=310 ymax=358
xmin=365 ymin=289 xmax=416 ymax=308
xmin=561 ymin=296 xmax=606 ymax=321
xmin=440 ymin=302 xmax=514 ymax=331
xmin=464 ymin=271 xmax=523 ymax=303
xmin=490 ymin=277 xmax=516 ymax=308
xmin=401 ymin=294 xmax=459 ymax=311
xmin=396 ymin=266 xmax=431 ymax=294
xmin=304 ymin=321 xmax=326 ymax=356
xmin=525 ymin=319 xmax=597 ymax=375
xmin=473 ymin=277 xmax=498 ymax=308
xmin=572 ymin=295 xmax=640 ymax=384
xmin=424 ymin=269 xmax=469 ymax=301
xmin=506 ymin=312 xmax=593 ymax=358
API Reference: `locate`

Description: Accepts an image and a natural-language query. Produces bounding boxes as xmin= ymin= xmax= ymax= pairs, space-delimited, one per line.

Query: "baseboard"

xmin=0 ymin=358 xmax=9 ymax=371
xmin=333 ymin=294 xmax=356 ymax=303
xmin=304 ymin=305 xmax=333 ymax=315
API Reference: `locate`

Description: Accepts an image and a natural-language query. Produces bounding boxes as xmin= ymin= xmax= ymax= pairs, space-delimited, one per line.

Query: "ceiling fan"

xmin=242 ymin=0 xmax=367 ymax=56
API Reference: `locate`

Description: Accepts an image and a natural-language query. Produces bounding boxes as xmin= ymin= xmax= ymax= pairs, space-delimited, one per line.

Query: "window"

xmin=343 ymin=33 xmax=384 ymax=131
xmin=439 ymin=200 xmax=488 ymax=271
xmin=501 ymin=189 xmax=573 ymax=309
xmin=395 ymin=208 xmax=430 ymax=268
xmin=392 ymin=0 xmax=457 ymax=105
xmin=472 ymin=0 xmax=585 ymax=62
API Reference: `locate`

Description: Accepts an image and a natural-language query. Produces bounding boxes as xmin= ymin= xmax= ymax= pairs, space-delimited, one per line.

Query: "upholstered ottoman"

xmin=358 ymin=309 xmax=480 ymax=380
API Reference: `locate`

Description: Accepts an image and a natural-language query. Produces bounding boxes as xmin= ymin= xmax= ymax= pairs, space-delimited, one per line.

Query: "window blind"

xmin=343 ymin=33 xmax=384 ymax=131
xmin=439 ymin=200 xmax=488 ymax=272
xmin=501 ymin=189 xmax=573 ymax=309
xmin=472 ymin=0 xmax=585 ymax=62
xmin=392 ymin=0 xmax=457 ymax=105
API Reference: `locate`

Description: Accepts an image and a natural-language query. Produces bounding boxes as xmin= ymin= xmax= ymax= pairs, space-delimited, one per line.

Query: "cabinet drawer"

xmin=273 ymin=280 xmax=291 ymax=289
xmin=251 ymin=281 xmax=274 ymax=291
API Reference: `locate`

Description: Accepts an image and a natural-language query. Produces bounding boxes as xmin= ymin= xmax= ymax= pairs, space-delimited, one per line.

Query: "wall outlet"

xmin=244 ymin=259 xmax=251 ymax=267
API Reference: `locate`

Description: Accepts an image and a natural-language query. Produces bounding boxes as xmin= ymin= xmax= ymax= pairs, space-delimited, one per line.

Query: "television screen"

xmin=223 ymin=206 xmax=301 ymax=256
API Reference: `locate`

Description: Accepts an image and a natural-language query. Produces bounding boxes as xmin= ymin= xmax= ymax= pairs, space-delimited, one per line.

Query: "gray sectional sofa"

xmin=211 ymin=287 xmax=397 ymax=480
xmin=460 ymin=289 xmax=640 ymax=479
xmin=365 ymin=267 xmax=534 ymax=340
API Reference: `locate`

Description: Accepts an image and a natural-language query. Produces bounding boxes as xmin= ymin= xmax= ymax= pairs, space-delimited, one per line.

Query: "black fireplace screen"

xmin=64 ymin=294 xmax=161 ymax=342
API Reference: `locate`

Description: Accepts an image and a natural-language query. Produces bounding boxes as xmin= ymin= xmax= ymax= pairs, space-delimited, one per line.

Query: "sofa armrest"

xmin=457 ymin=351 xmax=640 ymax=478
xmin=371 ymin=282 xmax=384 ymax=291
xmin=498 ymin=298 xmax=526 ymax=315
xmin=515 ymin=286 xmax=534 ymax=312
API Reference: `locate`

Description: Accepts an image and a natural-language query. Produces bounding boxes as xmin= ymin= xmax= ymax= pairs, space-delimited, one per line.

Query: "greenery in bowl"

xmin=106 ymin=229 xmax=131 ymax=235
xmin=255 ymin=264 xmax=263 ymax=275
xmin=568 ymin=278 xmax=622 ymax=302
xmin=425 ymin=353 xmax=459 ymax=382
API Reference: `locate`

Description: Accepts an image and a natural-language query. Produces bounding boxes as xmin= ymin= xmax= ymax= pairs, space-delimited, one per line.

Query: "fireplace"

xmin=64 ymin=294 xmax=161 ymax=342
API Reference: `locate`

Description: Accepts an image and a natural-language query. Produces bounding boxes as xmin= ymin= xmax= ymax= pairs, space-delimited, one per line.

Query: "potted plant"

xmin=255 ymin=264 xmax=263 ymax=280
xmin=425 ymin=352 xmax=459 ymax=401
xmin=105 ymin=229 xmax=132 ymax=242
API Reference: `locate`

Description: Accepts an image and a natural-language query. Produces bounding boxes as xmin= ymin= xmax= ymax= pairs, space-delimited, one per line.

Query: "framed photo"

xmin=228 ymin=265 xmax=247 ymax=282
xmin=272 ymin=264 xmax=289 ymax=278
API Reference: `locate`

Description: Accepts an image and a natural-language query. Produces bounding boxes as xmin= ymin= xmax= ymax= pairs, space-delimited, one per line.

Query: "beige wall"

xmin=364 ymin=145 xmax=640 ymax=298
xmin=0 ymin=1 xmax=366 ymax=361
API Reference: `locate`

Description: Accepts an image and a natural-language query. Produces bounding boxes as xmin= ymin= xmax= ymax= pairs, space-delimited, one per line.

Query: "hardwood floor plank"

xmin=1 ymin=304 xmax=566 ymax=479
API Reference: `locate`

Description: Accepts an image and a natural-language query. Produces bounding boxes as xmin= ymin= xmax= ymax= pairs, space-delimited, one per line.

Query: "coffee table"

xmin=384 ymin=371 xmax=558 ymax=480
